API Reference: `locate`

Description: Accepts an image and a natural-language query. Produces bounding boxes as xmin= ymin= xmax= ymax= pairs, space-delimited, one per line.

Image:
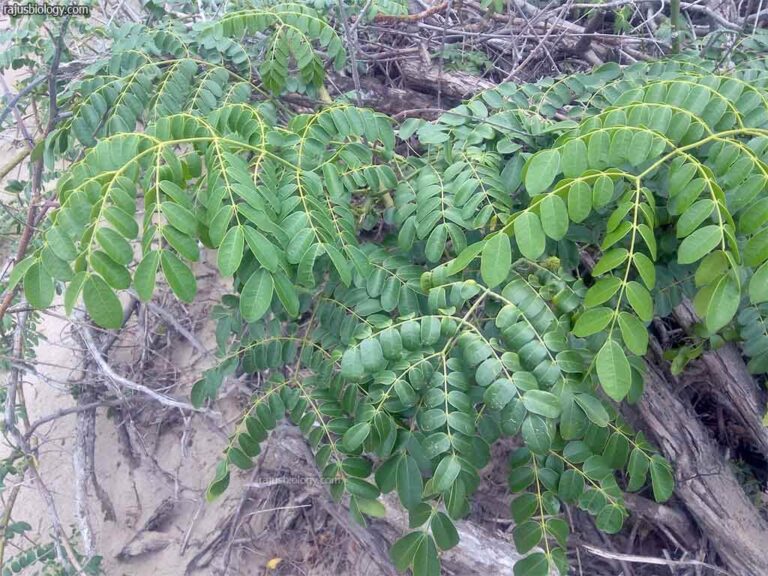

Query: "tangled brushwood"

xmin=8 ymin=4 xmax=768 ymax=576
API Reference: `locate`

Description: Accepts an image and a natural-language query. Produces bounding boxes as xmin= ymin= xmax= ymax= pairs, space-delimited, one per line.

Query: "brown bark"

xmin=371 ymin=495 xmax=524 ymax=576
xmin=374 ymin=1 xmax=448 ymax=22
xmin=329 ymin=73 xmax=441 ymax=116
xmin=277 ymin=426 xmax=524 ymax=576
xmin=622 ymin=493 xmax=697 ymax=545
xmin=674 ymin=301 xmax=768 ymax=458
xmin=637 ymin=360 xmax=768 ymax=576
xmin=397 ymin=59 xmax=495 ymax=100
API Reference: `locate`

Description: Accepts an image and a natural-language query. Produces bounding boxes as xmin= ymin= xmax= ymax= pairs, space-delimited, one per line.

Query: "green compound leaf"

xmin=750 ymin=263 xmax=768 ymax=304
xmin=513 ymin=552 xmax=549 ymax=576
xmin=413 ymin=534 xmax=440 ymax=576
xmin=561 ymin=138 xmax=587 ymax=178
xmin=218 ymin=225 xmax=245 ymax=276
xmin=704 ymin=272 xmax=740 ymax=333
xmin=522 ymin=390 xmax=562 ymax=418
xmin=618 ymin=311 xmax=649 ymax=356
xmin=83 ymin=274 xmax=123 ymax=329
xmin=568 ymin=180 xmax=592 ymax=223
xmin=430 ymin=512 xmax=459 ymax=550
xmin=540 ymin=194 xmax=569 ymax=240
xmin=23 ymin=261 xmax=54 ymax=309
xmin=513 ymin=212 xmax=545 ymax=260
xmin=389 ymin=532 xmax=423 ymax=571
xmin=240 ymin=269 xmax=274 ymax=323
xmin=596 ymin=503 xmax=625 ymax=534
xmin=525 ymin=149 xmax=560 ymax=195
xmin=397 ymin=455 xmax=424 ymax=510
xmin=574 ymin=393 xmax=610 ymax=427
xmin=513 ymin=520 xmax=542 ymax=554
xmin=134 ymin=250 xmax=160 ymax=302
xmin=573 ymin=307 xmax=613 ymax=337
xmin=342 ymin=422 xmax=371 ymax=452
xmin=160 ymin=250 xmax=196 ymax=303
xmin=650 ymin=455 xmax=674 ymax=502
xmin=481 ymin=232 xmax=512 ymax=288
xmin=678 ymin=225 xmax=722 ymax=265
xmin=596 ymin=339 xmax=631 ymax=402
xmin=625 ymin=281 xmax=654 ymax=322
xmin=27 ymin=38 xmax=764 ymax=573
xmin=432 ymin=455 xmax=461 ymax=493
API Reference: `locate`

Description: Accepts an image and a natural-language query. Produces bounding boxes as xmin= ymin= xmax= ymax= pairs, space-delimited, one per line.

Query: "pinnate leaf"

xmin=596 ymin=339 xmax=631 ymax=401
xmin=525 ymin=150 xmax=560 ymax=195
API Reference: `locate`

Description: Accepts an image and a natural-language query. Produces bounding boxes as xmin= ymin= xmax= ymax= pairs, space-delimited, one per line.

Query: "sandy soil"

xmin=3 ymin=263 xmax=377 ymax=575
xmin=0 ymin=19 xmax=246 ymax=574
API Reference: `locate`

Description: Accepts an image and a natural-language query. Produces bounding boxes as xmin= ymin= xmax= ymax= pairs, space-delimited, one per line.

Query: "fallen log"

xmin=637 ymin=359 xmax=768 ymax=576
xmin=674 ymin=300 xmax=768 ymax=459
xmin=328 ymin=72 xmax=441 ymax=116
xmin=370 ymin=495 xmax=524 ymax=576
xmin=277 ymin=426 xmax=525 ymax=576
xmin=397 ymin=59 xmax=496 ymax=100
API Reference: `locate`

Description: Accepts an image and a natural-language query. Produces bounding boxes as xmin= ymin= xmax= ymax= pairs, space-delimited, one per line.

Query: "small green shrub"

xmin=14 ymin=5 xmax=768 ymax=575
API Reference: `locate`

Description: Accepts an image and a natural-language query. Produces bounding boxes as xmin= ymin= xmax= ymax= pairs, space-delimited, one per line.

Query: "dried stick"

xmin=22 ymin=399 xmax=123 ymax=442
xmin=0 ymin=75 xmax=35 ymax=146
xmin=0 ymin=74 xmax=48 ymax=128
xmin=0 ymin=146 xmax=34 ymax=182
xmin=638 ymin=358 xmax=768 ymax=575
xmin=130 ymin=294 xmax=210 ymax=358
xmin=0 ymin=485 xmax=21 ymax=567
xmin=79 ymin=323 xmax=201 ymax=412
xmin=337 ymin=0 xmax=363 ymax=106
xmin=582 ymin=545 xmax=732 ymax=575
xmin=73 ymin=406 xmax=96 ymax=558
xmin=673 ymin=300 xmax=768 ymax=459
xmin=3 ymin=310 xmax=86 ymax=573
xmin=374 ymin=1 xmax=448 ymax=22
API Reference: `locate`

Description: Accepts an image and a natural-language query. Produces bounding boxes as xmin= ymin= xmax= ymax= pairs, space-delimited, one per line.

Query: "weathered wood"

xmin=398 ymin=59 xmax=496 ymax=100
xmin=277 ymin=426 xmax=525 ymax=576
xmin=637 ymin=360 xmax=768 ymax=576
xmin=328 ymin=72 xmax=440 ymax=116
xmin=622 ymin=493 xmax=697 ymax=545
xmin=674 ymin=300 xmax=768 ymax=458
xmin=371 ymin=495 xmax=524 ymax=576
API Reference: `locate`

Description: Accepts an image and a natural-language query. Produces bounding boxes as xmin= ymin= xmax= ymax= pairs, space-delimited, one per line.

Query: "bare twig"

xmin=374 ymin=0 xmax=449 ymax=22
xmin=0 ymin=74 xmax=48 ymax=128
xmin=0 ymin=75 xmax=35 ymax=147
xmin=73 ymin=403 xmax=96 ymax=558
xmin=582 ymin=544 xmax=733 ymax=575
xmin=3 ymin=309 xmax=86 ymax=573
xmin=22 ymin=399 xmax=123 ymax=442
xmin=337 ymin=0 xmax=363 ymax=106
xmin=0 ymin=485 xmax=21 ymax=567
xmin=130 ymin=294 xmax=210 ymax=358
xmin=0 ymin=145 xmax=35 ymax=182
xmin=79 ymin=323 xmax=202 ymax=412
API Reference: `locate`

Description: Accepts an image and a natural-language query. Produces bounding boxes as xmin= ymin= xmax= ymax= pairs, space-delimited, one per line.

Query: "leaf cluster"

xmin=18 ymin=9 xmax=768 ymax=576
